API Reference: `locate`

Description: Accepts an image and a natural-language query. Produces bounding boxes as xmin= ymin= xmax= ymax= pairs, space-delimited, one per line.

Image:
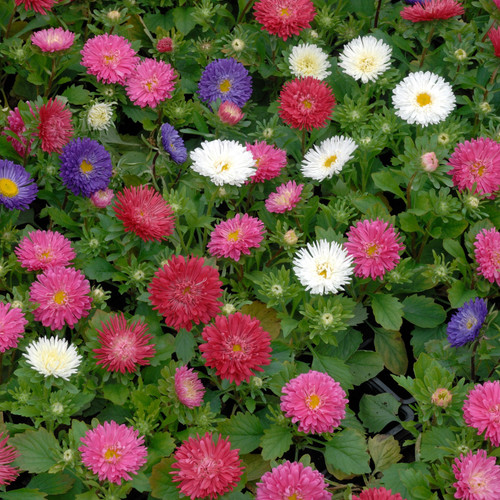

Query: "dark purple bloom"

xmin=0 ymin=159 xmax=38 ymax=210
xmin=59 ymin=137 xmax=112 ymax=197
xmin=161 ymin=123 xmax=187 ymax=164
xmin=447 ymin=298 xmax=488 ymax=347
xmin=198 ymin=58 xmax=252 ymax=108
xmin=404 ymin=0 xmax=424 ymax=4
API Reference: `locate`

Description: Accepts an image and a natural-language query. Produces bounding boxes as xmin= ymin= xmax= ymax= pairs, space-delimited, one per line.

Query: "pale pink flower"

xmin=265 ymin=180 xmax=303 ymax=213
xmin=0 ymin=302 xmax=27 ymax=353
xmin=246 ymin=141 xmax=287 ymax=183
xmin=421 ymin=152 xmax=439 ymax=172
xmin=218 ymin=101 xmax=244 ymax=125
xmin=175 ymin=366 xmax=205 ymax=408
xmin=31 ymin=28 xmax=75 ymax=52
xmin=473 ymin=228 xmax=500 ymax=286
xmin=90 ymin=188 xmax=114 ymax=208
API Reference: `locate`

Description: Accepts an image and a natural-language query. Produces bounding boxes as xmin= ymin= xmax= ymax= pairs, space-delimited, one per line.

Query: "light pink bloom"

xmin=0 ymin=303 xmax=27 ymax=353
xmin=79 ymin=421 xmax=148 ymax=485
xmin=280 ymin=370 xmax=348 ymax=434
xmin=3 ymin=105 xmax=33 ymax=157
xmin=246 ymin=141 xmax=287 ymax=183
xmin=90 ymin=188 xmax=114 ymax=208
xmin=473 ymin=228 xmax=500 ymax=286
xmin=175 ymin=366 xmax=205 ymax=408
xmin=0 ymin=432 xmax=19 ymax=486
xmin=208 ymin=213 xmax=265 ymax=261
xmin=218 ymin=101 xmax=244 ymax=125
xmin=125 ymin=58 xmax=176 ymax=108
xmin=421 ymin=152 xmax=439 ymax=172
xmin=265 ymin=180 xmax=303 ymax=213
xmin=31 ymin=28 xmax=75 ymax=52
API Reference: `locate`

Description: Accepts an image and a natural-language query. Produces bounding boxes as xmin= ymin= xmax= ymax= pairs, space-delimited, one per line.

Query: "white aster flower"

xmin=392 ymin=71 xmax=456 ymax=127
xmin=338 ymin=35 xmax=392 ymax=83
xmin=189 ymin=139 xmax=256 ymax=186
xmin=293 ymin=239 xmax=354 ymax=295
xmin=86 ymin=102 xmax=115 ymax=131
xmin=289 ymin=43 xmax=331 ymax=80
xmin=301 ymin=136 xmax=358 ymax=181
xmin=24 ymin=336 xmax=82 ymax=380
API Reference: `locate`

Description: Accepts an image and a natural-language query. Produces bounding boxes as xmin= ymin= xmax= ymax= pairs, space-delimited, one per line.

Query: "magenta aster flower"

xmin=31 ymin=28 xmax=75 ymax=53
xmin=453 ymin=449 xmax=500 ymax=500
xmin=0 ymin=302 xmax=27 ymax=353
xmin=353 ymin=487 xmax=403 ymax=500
xmin=79 ymin=421 xmax=148 ymax=485
xmin=256 ymin=461 xmax=331 ymax=500
xmin=344 ymin=218 xmax=405 ymax=280
xmin=208 ymin=213 xmax=265 ymax=261
xmin=3 ymin=105 xmax=33 ymax=157
xmin=246 ymin=141 xmax=287 ymax=183
xmin=15 ymin=0 xmax=56 ymax=15
xmin=29 ymin=266 xmax=92 ymax=331
xmin=0 ymin=432 xmax=19 ymax=486
xmin=90 ymin=188 xmax=114 ymax=208
xmin=15 ymin=229 xmax=75 ymax=271
xmin=280 ymin=370 xmax=348 ymax=434
xmin=400 ymin=0 xmax=465 ymax=22
xmin=473 ymin=228 xmax=500 ymax=286
xmin=265 ymin=180 xmax=304 ymax=213
xmin=125 ymin=58 xmax=176 ymax=109
xmin=175 ymin=366 xmax=205 ymax=408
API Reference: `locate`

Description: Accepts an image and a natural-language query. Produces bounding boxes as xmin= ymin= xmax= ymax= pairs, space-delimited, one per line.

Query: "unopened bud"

xmin=283 ymin=229 xmax=298 ymax=246
xmin=431 ymin=388 xmax=452 ymax=408
xmin=218 ymin=101 xmax=244 ymax=125
xmin=454 ymin=48 xmax=467 ymax=61
xmin=157 ymin=37 xmax=173 ymax=53
xmin=421 ymin=152 xmax=438 ymax=172
xmin=107 ymin=10 xmax=121 ymax=21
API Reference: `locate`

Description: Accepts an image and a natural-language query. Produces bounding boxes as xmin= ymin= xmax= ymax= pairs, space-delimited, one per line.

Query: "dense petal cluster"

xmin=446 ymin=298 xmax=488 ymax=347
xmin=31 ymin=27 xmax=75 ymax=52
xmin=289 ymin=43 xmax=331 ymax=80
xmin=400 ymin=0 xmax=465 ymax=22
xmin=473 ymin=228 xmax=500 ymax=285
xmin=0 ymin=159 xmax=38 ymax=211
xmin=265 ymin=180 xmax=303 ymax=213
xmin=246 ymin=141 xmax=287 ymax=183
xmin=353 ymin=487 xmax=403 ymax=500
xmin=15 ymin=0 xmax=56 ymax=15
xmin=0 ymin=432 xmax=19 ymax=486
xmin=36 ymin=97 xmax=74 ymax=153
xmin=4 ymin=105 xmax=33 ymax=157
xmin=0 ymin=302 xmax=27 ymax=353
xmin=175 ymin=366 xmax=205 ymax=408
xmin=161 ymin=123 xmax=187 ymax=164
xmin=87 ymin=102 xmax=114 ymax=131
xmin=90 ymin=188 xmax=114 ymax=208
xmin=488 ymin=26 xmax=500 ymax=57
xmin=218 ymin=101 xmax=244 ymax=125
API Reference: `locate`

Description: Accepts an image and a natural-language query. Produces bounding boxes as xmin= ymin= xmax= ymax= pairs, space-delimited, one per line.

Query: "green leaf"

xmin=11 ymin=427 xmax=61 ymax=473
xmin=402 ymin=294 xmax=446 ymax=328
xmin=447 ymin=281 xmax=478 ymax=309
xmin=347 ymin=351 xmax=384 ymax=385
xmin=374 ymin=328 xmax=408 ymax=375
xmin=0 ymin=490 xmax=47 ymax=499
xmin=240 ymin=302 xmax=280 ymax=340
xmin=241 ymin=454 xmax=270 ymax=482
xmin=61 ymin=85 xmax=91 ymax=105
xmin=28 ymin=472 xmax=74 ymax=495
xmin=311 ymin=354 xmax=353 ymax=390
xmin=324 ymin=430 xmax=370 ymax=475
xmin=371 ymin=294 xmax=403 ymax=331
xmin=175 ymin=329 xmax=195 ymax=363
xmin=148 ymin=432 xmax=176 ymax=465
xmin=359 ymin=394 xmax=401 ymax=433
xmin=45 ymin=207 xmax=81 ymax=232
xmin=372 ymin=171 xmax=405 ymax=199
xmin=443 ymin=238 xmax=467 ymax=264
xmin=399 ymin=212 xmax=423 ymax=233
xmin=260 ymin=425 xmax=292 ymax=461
xmin=102 ymin=383 xmax=129 ymax=405
xmin=219 ymin=412 xmax=264 ymax=454
xmin=368 ymin=435 xmax=403 ymax=472
xmin=380 ymin=463 xmax=431 ymax=500
xmin=420 ymin=427 xmax=455 ymax=462
xmin=83 ymin=257 xmax=116 ymax=282
xmin=172 ymin=7 xmax=196 ymax=34
xmin=149 ymin=457 xmax=179 ymax=499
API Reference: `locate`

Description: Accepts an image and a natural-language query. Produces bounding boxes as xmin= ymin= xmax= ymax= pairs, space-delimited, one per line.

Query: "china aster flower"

xmin=446 ymin=298 xmax=488 ymax=347
xmin=278 ymin=77 xmax=336 ymax=131
xmin=474 ymin=228 xmax=500 ymax=285
xmin=148 ymin=255 xmax=222 ymax=332
xmin=281 ymin=370 xmax=348 ymax=434
xmin=289 ymin=43 xmax=331 ymax=80
xmin=175 ymin=366 xmax=205 ymax=408
xmin=453 ymin=449 xmax=500 ymax=500
xmin=447 ymin=137 xmax=500 ymax=197
xmin=79 ymin=421 xmax=148 ymax=485
xmin=59 ymin=137 xmax=113 ymax=197
xmin=171 ymin=432 xmax=244 ymax=499
xmin=208 ymin=213 xmax=265 ymax=261
xmin=353 ymin=487 xmax=403 ymax=500
xmin=24 ymin=336 xmax=82 ymax=379
xmin=31 ymin=28 xmax=75 ymax=52
xmin=293 ymin=239 xmax=353 ymax=295
xmin=15 ymin=0 xmax=56 ymax=15
xmin=87 ymin=102 xmax=115 ymax=131
xmin=0 ymin=302 xmax=27 ymax=353
xmin=161 ymin=123 xmax=187 ymax=164
xmin=200 ymin=312 xmax=272 ymax=385
xmin=265 ymin=180 xmax=304 ymax=213
xmin=113 ymin=185 xmax=175 ymax=242
xmin=190 ymin=139 xmax=256 ymax=186
xmin=254 ymin=0 xmax=316 ymax=41
xmin=90 ymin=188 xmax=114 ymax=208
xmin=125 ymin=58 xmax=176 ymax=109
xmin=35 ymin=97 xmax=73 ymax=153
xmin=463 ymin=380 xmax=500 ymax=447
xmin=256 ymin=461 xmax=331 ymax=500
xmin=301 ymin=136 xmax=358 ymax=181
xmin=338 ymin=35 xmax=392 ymax=83
xmin=0 ymin=159 xmax=38 ymax=211
xmin=94 ymin=313 xmax=156 ymax=374
xmin=156 ymin=36 xmax=173 ymax=53
xmin=218 ymin=101 xmax=244 ymax=125
xmin=392 ymin=71 xmax=455 ymax=127
xmin=198 ymin=58 xmax=252 ymax=108
xmin=246 ymin=141 xmax=287 ymax=183
xmin=489 ymin=26 xmax=500 ymax=57
xmin=0 ymin=432 xmax=19 ymax=486
xmin=400 ymin=0 xmax=465 ymax=22
xmin=344 ymin=219 xmax=405 ymax=280
xmin=29 ymin=266 xmax=92 ymax=330
xmin=4 ymin=105 xmax=33 ymax=157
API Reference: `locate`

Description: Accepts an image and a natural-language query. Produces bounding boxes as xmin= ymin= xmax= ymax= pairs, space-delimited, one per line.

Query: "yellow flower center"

xmin=306 ymin=393 xmax=321 ymax=409
xmin=316 ymin=262 xmax=332 ymax=279
xmin=416 ymin=92 xmax=432 ymax=107
xmin=232 ymin=344 xmax=242 ymax=352
xmin=216 ymin=161 xmax=230 ymax=173
xmin=183 ymin=286 xmax=191 ymax=295
xmin=39 ymin=250 xmax=53 ymax=261
xmin=219 ymin=79 xmax=231 ymax=93
xmin=288 ymin=495 xmax=298 ymax=500
xmin=466 ymin=317 xmax=477 ymax=330
xmin=280 ymin=7 xmax=290 ymax=17
xmin=472 ymin=161 xmax=486 ymax=177
xmin=103 ymin=53 xmax=117 ymax=65
xmin=358 ymin=55 xmax=376 ymax=72
xmin=366 ymin=243 xmax=380 ymax=257
xmin=324 ymin=155 xmax=337 ymax=168
xmin=0 ymin=178 xmax=19 ymax=198
xmin=104 ymin=447 xmax=121 ymax=462
xmin=144 ymin=78 xmax=158 ymax=92
xmin=53 ymin=290 xmax=68 ymax=305
xmin=80 ymin=160 xmax=93 ymax=174
xmin=227 ymin=229 xmax=240 ymax=241
xmin=302 ymin=99 xmax=312 ymax=109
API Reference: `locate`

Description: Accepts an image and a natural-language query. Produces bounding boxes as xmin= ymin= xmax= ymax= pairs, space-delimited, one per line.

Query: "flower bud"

xmin=90 ymin=188 xmax=114 ymax=208
xmin=222 ymin=303 xmax=236 ymax=315
xmin=157 ymin=37 xmax=173 ymax=53
xmin=479 ymin=102 xmax=491 ymax=113
xmin=283 ymin=229 xmax=298 ymax=246
xmin=251 ymin=376 xmax=263 ymax=389
xmin=107 ymin=10 xmax=121 ymax=22
xmin=454 ymin=48 xmax=467 ymax=61
xmin=431 ymin=387 xmax=452 ymax=408
xmin=218 ymin=101 xmax=244 ymax=125
xmin=465 ymin=195 xmax=480 ymax=209
xmin=421 ymin=152 xmax=438 ymax=172
xmin=231 ymin=38 xmax=245 ymax=52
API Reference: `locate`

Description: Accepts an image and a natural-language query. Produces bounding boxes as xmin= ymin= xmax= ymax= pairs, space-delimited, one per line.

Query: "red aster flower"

xmin=400 ymin=0 xmax=465 ymax=22
xmin=353 ymin=487 xmax=404 ymax=500
xmin=200 ymin=312 xmax=272 ymax=385
xmin=488 ymin=26 xmax=500 ymax=58
xmin=0 ymin=432 xmax=19 ymax=486
xmin=113 ymin=185 xmax=175 ymax=242
xmin=35 ymin=98 xmax=73 ymax=154
xmin=278 ymin=77 xmax=336 ymax=131
xmin=15 ymin=0 xmax=56 ymax=15
xmin=148 ymin=255 xmax=223 ymax=332
xmin=254 ymin=0 xmax=316 ymax=41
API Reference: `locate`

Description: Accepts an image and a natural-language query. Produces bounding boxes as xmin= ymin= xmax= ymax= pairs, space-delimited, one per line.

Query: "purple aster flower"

xmin=161 ymin=123 xmax=187 ymax=164
xmin=447 ymin=298 xmax=488 ymax=347
xmin=59 ymin=137 xmax=112 ymax=197
xmin=198 ymin=58 xmax=252 ymax=108
xmin=0 ymin=159 xmax=38 ymax=211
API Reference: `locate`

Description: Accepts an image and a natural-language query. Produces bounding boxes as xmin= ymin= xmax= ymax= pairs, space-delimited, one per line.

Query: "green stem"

xmin=301 ymin=128 xmax=307 ymax=156
xmin=419 ymin=25 xmax=435 ymax=68
xmin=44 ymin=57 xmax=58 ymax=98
xmin=373 ymin=0 xmax=383 ymax=28
xmin=406 ymin=172 xmax=418 ymax=209
xmin=4 ymin=5 xmax=17 ymax=39
xmin=236 ymin=0 xmax=254 ymax=25
xmin=470 ymin=338 xmax=479 ymax=382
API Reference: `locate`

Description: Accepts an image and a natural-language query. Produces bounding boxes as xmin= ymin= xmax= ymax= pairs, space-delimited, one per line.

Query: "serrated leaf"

xmin=241 ymin=454 xmax=270 ymax=481
xmin=447 ymin=281 xmax=478 ymax=309
xmin=368 ymin=435 xmax=403 ymax=472
xmin=324 ymin=430 xmax=370 ymax=475
xmin=11 ymin=428 xmax=61 ymax=473
xmin=359 ymin=394 xmax=400 ymax=433
xmin=420 ymin=427 xmax=455 ymax=462
xmin=0 ymin=489 xmax=47 ymax=499
xmin=148 ymin=432 xmax=176 ymax=465
xmin=149 ymin=457 xmax=179 ymax=499
xmin=219 ymin=412 xmax=264 ymax=455
xmin=380 ymin=462 xmax=430 ymax=500
xmin=371 ymin=294 xmax=403 ymax=331
xmin=240 ymin=301 xmax=280 ymax=340
xmin=28 ymin=472 xmax=74 ymax=495
xmin=83 ymin=258 xmax=116 ymax=282
xmin=62 ymin=85 xmax=91 ymax=105
xmin=347 ymin=351 xmax=384 ymax=385
xmin=172 ymin=7 xmax=197 ymax=34
xmin=175 ymin=329 xmax=195 ymax=363
xmin=311 ymin=353 xmax=353 ymax=390
xmin=260 ymin=425 xmax=292 ymax=461
xmin=402 ymin=295 xmax=446 ymax=328
xmin=374 ymin=328 xmax=408 ymax=375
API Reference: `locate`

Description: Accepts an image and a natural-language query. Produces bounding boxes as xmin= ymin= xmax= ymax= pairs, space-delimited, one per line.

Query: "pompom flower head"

xmin=171 ymin=432 xmax=244 ymax=499
xmin=208 ymin=214 xmax=265 ymax=261
xmin=79 ymin=421 xmax=148 ymax=485
xmin=473 ymin=228 xmax=500 ymax=285
xmin=0 ymin=432 xmax=19 ymax=486
xmin=446 ymin=298 xmax=488 ymax=347
xmin=148 ymin=255 xmax=222 ymax=332
xmin=218 ymin=101 xmax=244 ymax=125
xmin=94 ymin=313 xmax=156 ymax=374
xmin=161 ymin=123 xmax=187 ymax=164
xmin=353 ymin=487 xmax=403 ymax=500
xmin=4 ymin=105 xmax=33 ymax=157
xmin=280 ymin=370 xmax=348 ymax=434
xmin=35 ymin=97 xmax=73 ymax=154
xmin=175 ymin=366 xmax=205 ymax=408
xmin=289 ymin=43 xmax=331 ymax=80
xmin=15 ymin=0 xmax=56 ymax=15
xmin=246 ymin=141 xmax=287 ymax=183
xmin=200 ymin=312 xmax=272 ymax=385
xmin=0 ymin=302 xmax=27 ymax=353
xmin=401 ymin=0 xmax=465 ymax=22
xmin=0 ymin=159 xmax=38 ymax=211
xmin=87 ymin=102 xmax=114 ymax=131
xmin=256 ymin=461 xmax=331 ymax=500
xmin=265 ymin=180 xmax=304 ymax=213
xmin=31 ymin=28 xmax=75 ymax=53
xmin=113 ymin=185 xmax=175 ymax=242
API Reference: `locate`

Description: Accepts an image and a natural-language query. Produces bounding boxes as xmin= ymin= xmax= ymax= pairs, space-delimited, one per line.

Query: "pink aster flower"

xmin=474 ymin=228 xmax=500 ymax=286
xmin=3 ymin=105 xmax=33 ymax=157
xmin=171 ymin=432 xmax=244 ymax=499
xmin=494 ymin=0 xmax=500 ymax=8
xmin=453 ymin=449 xmax=500 ymax=500
xmin=246 ymin=141 xmax=287 ymax=183
xmin=79 ymin=421 xmax=148 ymax=485
xmin=256 ymin=461 xmax=331 ymax=500
xmin=344 ymin=218 xmax=405 ymax=280
xmin=175 ymin=366 xmax=205 ymax=408
xmin=93 ymin=313 xmax=156 ymax=374
xmin=31 ymin=28 xmax=75 ymax=53
xmin=81 ymin=34 xmax=139 ymax=85
xmin=353 ymin=487 xmax=403 ymax=500
xmin=125 ymin=58 xmax=176 ymax=109
xmin=0 ymin=302 xmax=28 ymax=353
xmin=488 ymin=26 xmax=500 ymax=58
xmin=463 ymin=380 xmax=500 ymax=447
xmin=218 ymin=101 xmax=244 ymax=125
xmin=90 ymin=188 xmax=114 ymax=208
xmin=400 ymin=0 xmax=465 ymax=22
xmin=265 ymin=180 xmax=304 ymax=213
xmin=15 ymin=0 xmax=57 ymax=15
xmin=0 ymin=432 xmax=19 ymax=486
xmin=208 ymin=213 xmax=265 ymax=261
xmin=29 ymin=266 xmax=92 ymax=330
xmin=15 ymin=229 xmax=76 ymax=271
xmin=280 ymin=370 xmax=348 ymax=434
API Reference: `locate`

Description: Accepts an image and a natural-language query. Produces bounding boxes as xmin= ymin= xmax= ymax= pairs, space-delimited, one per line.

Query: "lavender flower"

xmin=0 ymin=159 xmax=38 ymax=211
xmin=161 ymin=123 xmax=187 ymax=164
xmin=447 ymin=298 xmax=487 ymax=347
